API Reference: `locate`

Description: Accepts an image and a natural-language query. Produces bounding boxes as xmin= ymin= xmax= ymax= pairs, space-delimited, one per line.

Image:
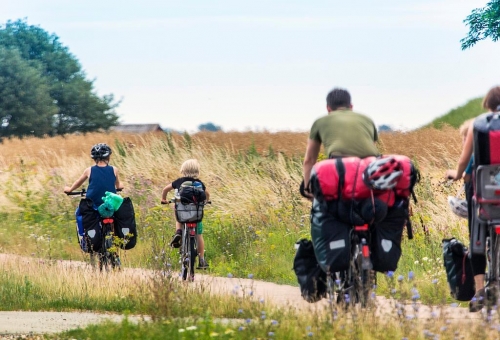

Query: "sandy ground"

xmin=0 ymin=253 xmax=487 ymax=336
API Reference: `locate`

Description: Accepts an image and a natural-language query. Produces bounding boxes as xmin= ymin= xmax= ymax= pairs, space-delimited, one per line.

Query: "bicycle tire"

xmin=354 ymin=246 xmax=372 ymax=307
xmin=181 ymin=226 xmax=191 ymax=280
xmin=487 ymin=231 xmax=500 ymax=309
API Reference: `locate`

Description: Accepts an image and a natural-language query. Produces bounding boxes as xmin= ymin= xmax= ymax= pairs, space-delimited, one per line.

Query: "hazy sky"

xmin=3 ymin=1 xmax=500 ymax=132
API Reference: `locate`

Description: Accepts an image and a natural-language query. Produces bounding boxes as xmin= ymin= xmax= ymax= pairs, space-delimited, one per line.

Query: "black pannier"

xmin=77 ymin=198 xmax=102 ymax=252
xmin=293 ymin=239 xmax=327 ymax=303
xmin=442 ymin=238 xmax=475 ymax=301
xmin=113 ymin=197 xmax=137 ymax=250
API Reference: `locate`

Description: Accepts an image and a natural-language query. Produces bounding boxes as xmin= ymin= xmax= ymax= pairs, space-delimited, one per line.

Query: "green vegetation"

xmin=462 ymin=0 xmax=500 ymax=50
xmin=426 ymin=97 xmax=485 ymax=129
xmin=0 ymin=131 xmax=494 ymax=338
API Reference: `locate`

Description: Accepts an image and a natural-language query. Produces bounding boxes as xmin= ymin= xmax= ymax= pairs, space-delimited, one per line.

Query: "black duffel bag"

xmin=293 ymin=238 xmax=327 ymax=303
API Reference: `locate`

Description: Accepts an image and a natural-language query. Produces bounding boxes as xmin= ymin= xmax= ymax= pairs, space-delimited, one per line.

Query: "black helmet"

xmin=90 ymin=143 xmax=112 ymax=159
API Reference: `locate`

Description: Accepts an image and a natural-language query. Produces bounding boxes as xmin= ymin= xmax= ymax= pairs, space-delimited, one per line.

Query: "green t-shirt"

xmin=309 ymin=109 xmax=379 ymax=158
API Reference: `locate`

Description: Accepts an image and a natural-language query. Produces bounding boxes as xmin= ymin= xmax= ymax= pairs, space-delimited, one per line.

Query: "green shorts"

xmin=196 ymin=221 xmax=203 ymax=235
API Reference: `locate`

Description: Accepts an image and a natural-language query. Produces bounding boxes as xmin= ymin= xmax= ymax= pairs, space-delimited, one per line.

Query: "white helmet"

xmin=363 ymin=156 xmax=403 ymax=190
xmin=447 ymin=196 xmax=468 ymax=219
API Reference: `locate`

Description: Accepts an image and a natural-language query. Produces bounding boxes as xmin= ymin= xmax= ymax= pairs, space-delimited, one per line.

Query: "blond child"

xmin=161 ymin=159 xmax=210 ymax=269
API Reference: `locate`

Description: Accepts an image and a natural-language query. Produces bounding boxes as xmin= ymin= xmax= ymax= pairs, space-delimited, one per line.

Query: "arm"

xmin=303 ymin=139 xmax=321 ymax=195
xmin=161 ymin=183 xmax=174 ymax=203
xmin=446 ymin=126 xmax=474 ymax=181
xmin=204 ymin=188 xmax=211 ymax=202
xmin=114 ymin=167 xmax=124 ymax=190
xmin=64 ymin=168 xmax=91 ymax=193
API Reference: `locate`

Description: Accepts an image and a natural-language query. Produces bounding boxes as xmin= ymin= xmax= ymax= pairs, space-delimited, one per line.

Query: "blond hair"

xmin=180 ymin=159 xmax=200 ymax=178
xmin=459 ymin=118 xmax=474 ymax=139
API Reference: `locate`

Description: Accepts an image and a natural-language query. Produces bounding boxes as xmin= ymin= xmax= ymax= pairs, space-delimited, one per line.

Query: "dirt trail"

xmin=0 ymin=254 xmax=486 ymax=335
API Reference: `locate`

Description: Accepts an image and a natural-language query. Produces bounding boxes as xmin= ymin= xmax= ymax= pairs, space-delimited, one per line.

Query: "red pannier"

xmin=473 ymin=112 xmax=500 ymax=166
xmin=309 ymin=155 xmax=417 ymax=207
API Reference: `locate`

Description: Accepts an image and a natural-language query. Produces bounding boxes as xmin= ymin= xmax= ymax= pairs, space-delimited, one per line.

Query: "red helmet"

xmin=363 ymin=157 xmax=403 ymax=190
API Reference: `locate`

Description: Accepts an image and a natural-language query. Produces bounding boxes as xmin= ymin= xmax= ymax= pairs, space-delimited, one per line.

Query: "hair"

xmin=326 ymin=88 xmax=351 ymax=111
xmin=459 ymin=118 xmax=474 ymax=139
xmin=180 ymin=159 xmax=200 ymax=178
xmin=482 ymin=86 xmax=500 ymax=112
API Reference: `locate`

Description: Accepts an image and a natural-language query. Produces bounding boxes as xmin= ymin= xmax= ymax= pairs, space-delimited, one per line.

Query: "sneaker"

xmin=197 ymin=258 xmax=209 ymax=269
xmin=469 ymin=288 xmax=485 ymax=312
xmin=170 ymin=233 xmax=182 ymax=248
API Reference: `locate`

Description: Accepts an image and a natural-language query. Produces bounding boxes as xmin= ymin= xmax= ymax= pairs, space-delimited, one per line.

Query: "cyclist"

xmin=445 ymin=86 xmax=500 ymax=312
xmin=302 ymin=87 xmax=379 ymax=197
xmin=64 ymin=143 xmax=123 ymax=206
xmin=161 ymin=159 xmax=210 ymax=269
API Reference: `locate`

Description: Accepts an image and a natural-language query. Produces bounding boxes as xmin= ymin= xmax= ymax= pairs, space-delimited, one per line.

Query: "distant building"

xmin=111 ymin=124 xmax=163 ymax=134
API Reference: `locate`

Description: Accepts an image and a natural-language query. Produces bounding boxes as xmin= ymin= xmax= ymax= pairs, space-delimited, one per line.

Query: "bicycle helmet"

xmin=90 ymin=143 xmax=112 ymax=159
xmin=448 ymin=196 xmax=468 ymax=219
xmin=363 ymin=156 xmax=403 ymax=190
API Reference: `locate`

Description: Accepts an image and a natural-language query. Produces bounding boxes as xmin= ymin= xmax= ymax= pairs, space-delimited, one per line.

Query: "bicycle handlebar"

xmin=65 ymin=188 xmax=123 ymax=196
xmin=161 ymin=200 xmax=212 ymax=205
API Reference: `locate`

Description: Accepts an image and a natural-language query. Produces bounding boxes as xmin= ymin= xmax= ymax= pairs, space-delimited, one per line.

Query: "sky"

xmin=3 ymin=0 xmax=500 ymax=132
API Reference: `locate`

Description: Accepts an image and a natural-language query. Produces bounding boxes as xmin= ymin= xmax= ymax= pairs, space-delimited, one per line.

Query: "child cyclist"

xmin=161 ymin=159 xmax=210 ymax=269
xmin=64 ymin=143 xmax=124 ymax=205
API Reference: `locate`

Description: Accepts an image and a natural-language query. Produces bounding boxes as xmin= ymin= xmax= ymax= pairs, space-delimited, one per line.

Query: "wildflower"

xmin=422 ymin=257 xmax=429 ymax=261
xmin=246 ymin=319 xmax=251 ymax=324
xmin=308 ymin=332 xmax=313 ymax=337
xmin=224 ymin=329 xmax=234 ymax=335
xmin=186 ymin=326 xmax=197 ymax=331
xmin=271 ymin=320 xmax=278 ymax=325
xmin=414 ymin=260 xmax=419 ymax=264
xmin=450 ymin=303 xmax=458 ymax=308
xmin=178 ymin=329 xmax=185 ymax=333
xmin=391 ymin=288 xmax=397 ymax=295
xmin=397 ymin=275 xmax=404 ymax=282
xmin=238 ymin=309 xmax=243 ymax=314
xmin=387 ymin=271 xmax=394 ymax=278
xmin=249 ymin=291 xmax=254 ymax=296
xmin=408 ymin=271 xmax=415 ymax=280
xmin=261 ymin=315 xmax=266 ymax=320
xmin=238 ymin=326 xmax=244 ymax=331
xmin=209 ymin=332 xmax=219 ymax=337
xmin=260 ymin=298 xmax=265 ymax=303
xmin=432 ymin=279 xmax=438 ymax=284
xmin=227 ymin=273 xmax=233 ymax=278
xmin=248 ymin=274 xmax=254 ymax=279
xmin=268 ymin=332 xmax=275 ymax=337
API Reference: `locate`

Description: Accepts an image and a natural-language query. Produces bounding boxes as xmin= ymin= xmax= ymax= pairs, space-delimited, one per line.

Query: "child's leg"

xmin=196 ymin=222 xmax=209 ymax=268
xmin=197 ymin=234 xmax=205 ymax=259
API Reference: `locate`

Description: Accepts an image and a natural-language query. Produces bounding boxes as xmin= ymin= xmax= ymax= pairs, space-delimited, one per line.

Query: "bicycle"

xmin=325 ymin=223 xmax=374 ymax=309
xmin=162 ymin=198 xmax=210 ymax=281
xmin=472 ymin=164 xmax=500 ymax=312
xmin=66 ymin=187 xmax=122 ymax=272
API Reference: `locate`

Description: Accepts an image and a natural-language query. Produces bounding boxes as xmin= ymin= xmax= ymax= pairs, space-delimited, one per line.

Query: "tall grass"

xmin=0 ymin=128 xmax=491 ymax=339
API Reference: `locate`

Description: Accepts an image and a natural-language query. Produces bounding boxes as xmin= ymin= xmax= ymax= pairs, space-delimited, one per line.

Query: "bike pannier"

xmin=473 ymin=112 xmax=500 ymax=166
xmin=310 ymin=199 xmax=351 ymax=273
xmin=113 ymin=197 xmax=137 ymax=250
xmin=293 ymin=239 xmax=327 ymax=303
xmin=370 ymin=204 xmax=406 ymax=272
xmin=442 ymin=238 xmax=475 ymax=301
xmin=77 ymin=198 xmax=102 ymax=252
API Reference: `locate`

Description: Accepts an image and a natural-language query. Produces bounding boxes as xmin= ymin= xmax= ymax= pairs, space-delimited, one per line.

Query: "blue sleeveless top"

xmin=86 ymin=165 xmax=116 ymax=206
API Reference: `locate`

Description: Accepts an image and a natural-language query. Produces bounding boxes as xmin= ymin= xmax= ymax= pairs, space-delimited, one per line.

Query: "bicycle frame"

xmin=327 ymin=223 xmax=374 ymax=309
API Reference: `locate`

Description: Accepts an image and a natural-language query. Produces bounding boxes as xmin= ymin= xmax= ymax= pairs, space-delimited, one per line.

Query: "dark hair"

xmin=326 ymin=88 xmax=351 ymax=110
xmin=482 ymin=86 xmax=500 ymax=112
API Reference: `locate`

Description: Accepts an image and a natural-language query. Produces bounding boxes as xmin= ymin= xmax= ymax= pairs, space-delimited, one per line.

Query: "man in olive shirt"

xmin=302 ymin=88 xmax=379 ymax=198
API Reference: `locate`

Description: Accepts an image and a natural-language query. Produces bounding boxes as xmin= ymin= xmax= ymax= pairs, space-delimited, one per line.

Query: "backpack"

xmin=442 ymin=238 xmax=475 ymax=301
xmin=175 ymin=180 xmax=207 ymax=223
xmin=473 ymin=112 xmax=500 ymax=166
xmin=178 ymin=180 xmax=206 ymax=204
xmin=293 ymin=239 xmax=327 ymax=303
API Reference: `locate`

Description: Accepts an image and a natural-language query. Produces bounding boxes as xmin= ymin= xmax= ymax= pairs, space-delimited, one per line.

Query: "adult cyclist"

xmin=302 ymin=87 xmax=379 ymax=196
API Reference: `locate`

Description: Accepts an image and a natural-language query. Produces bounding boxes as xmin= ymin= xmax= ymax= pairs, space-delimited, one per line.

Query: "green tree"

xmin=461 ymin=1 xmax=500 ymax=49
xmin=0 ymin=47 xmax=57 ymax=139
xmin=198 ymin=122 xmax=222 ymax=132
xmin=0 ymin=19 xmax=119 ymax=136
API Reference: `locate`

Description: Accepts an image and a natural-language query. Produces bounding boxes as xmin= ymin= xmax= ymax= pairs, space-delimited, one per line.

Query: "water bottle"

xmin=361 ymin=238 xmax=372 ymax=270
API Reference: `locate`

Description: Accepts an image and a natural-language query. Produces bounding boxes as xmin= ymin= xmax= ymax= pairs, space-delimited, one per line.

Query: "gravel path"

xmin=0 ymin=254 xmax=486 ymax=336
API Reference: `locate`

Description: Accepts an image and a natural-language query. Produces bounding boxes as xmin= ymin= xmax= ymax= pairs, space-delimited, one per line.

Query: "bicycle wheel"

xmin=181 ymin=226 xmax=191 ymax=281
xmin=354 ymin=244 xmax=372 ymax=307
xmin=487 ymin=230 xmax=500 ymax=308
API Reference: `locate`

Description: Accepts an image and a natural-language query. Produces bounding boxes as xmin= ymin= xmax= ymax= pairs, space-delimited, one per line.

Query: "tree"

xmin=378 ymin=124 xmax=393 ymax=132
xmin=0 ymin=47 xmax=57 ymax=139
xmin=0 ymin=19 xmax=119 ymax=137
xmin=461 ymin=1 xmax=500 ymax=49
xmin=198 ymin=122 xmax=222 ymax=132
